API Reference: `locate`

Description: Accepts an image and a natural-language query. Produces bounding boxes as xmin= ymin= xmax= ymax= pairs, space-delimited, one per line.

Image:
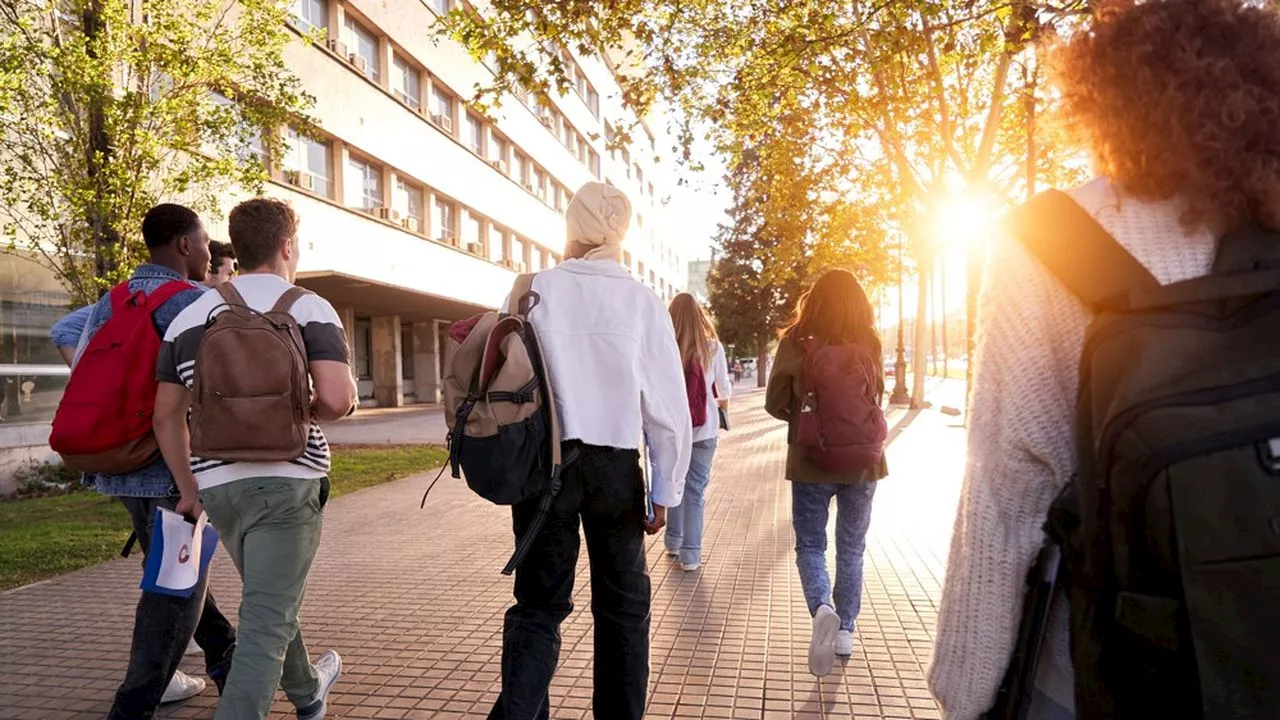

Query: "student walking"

xmin=204 ymin=240 xmax=237 ymax=287
xmin=487 ymin=181 xmax=692 ymax=720
xmin=930 ymin=2 xmax=1280 ymax=718
xmin=48 ymin=203 xmax=237 ymax=717
xmin=664 ymin=292 xmax=731 ymax=572
xmin=153 ymin=198 xmax=357 ymax=720
xmin=765 ymin=269 xmax=888 ymax=678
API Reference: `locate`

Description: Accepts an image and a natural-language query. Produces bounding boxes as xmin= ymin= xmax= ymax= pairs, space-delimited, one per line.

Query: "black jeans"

xmin=108 ymin=495 xmax=237 ymax=720
xmin=488 ymin=445 xmax=651 ymax=720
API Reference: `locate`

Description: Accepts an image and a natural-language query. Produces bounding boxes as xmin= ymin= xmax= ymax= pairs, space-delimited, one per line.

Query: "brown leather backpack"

xmin=189 ymin=283 xmax=312 ymax=461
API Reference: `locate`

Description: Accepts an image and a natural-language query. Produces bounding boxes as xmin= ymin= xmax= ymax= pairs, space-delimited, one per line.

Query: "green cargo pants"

xmin=200 ymin=476 xmax=326 ymax=720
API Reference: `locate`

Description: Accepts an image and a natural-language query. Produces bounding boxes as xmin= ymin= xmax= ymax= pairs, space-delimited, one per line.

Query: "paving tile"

xmin=0 ymin=382 xmax=965 ymax=719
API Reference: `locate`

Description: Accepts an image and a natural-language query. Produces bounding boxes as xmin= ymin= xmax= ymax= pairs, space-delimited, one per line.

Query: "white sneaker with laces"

xmin=296 ymin=650 xmax=342 ymax=720
xmin=160 ymin=670 xmax=206 ymax=704
xmin=681 ymin=562 xmax=701 ymax=572
xmin=808 ymin=605 xmax=840 ymax=677
xmin=835 ymin=629 xmax=854 ymax=657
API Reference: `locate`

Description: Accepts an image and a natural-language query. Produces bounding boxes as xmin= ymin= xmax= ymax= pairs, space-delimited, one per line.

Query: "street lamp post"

xmin=890 ymin=232 xmax=910 ymax=405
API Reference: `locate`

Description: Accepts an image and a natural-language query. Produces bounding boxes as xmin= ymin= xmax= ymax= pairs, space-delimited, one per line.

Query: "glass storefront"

xmin=0 ymin=254 xmax=72 ymax=428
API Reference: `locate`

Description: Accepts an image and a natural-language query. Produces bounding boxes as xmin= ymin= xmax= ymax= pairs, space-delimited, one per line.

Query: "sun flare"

xmin=933 ymin=192 xmax=1001 ymax=250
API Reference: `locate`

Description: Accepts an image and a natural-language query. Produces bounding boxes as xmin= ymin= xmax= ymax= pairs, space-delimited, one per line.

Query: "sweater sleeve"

xmin=764 ymin=338 xmax=797 ymax=422
xmin=640 ymin=293 xmax=694 ymax=508
xmin=927 ymin=231 xmax=1088 ymax=719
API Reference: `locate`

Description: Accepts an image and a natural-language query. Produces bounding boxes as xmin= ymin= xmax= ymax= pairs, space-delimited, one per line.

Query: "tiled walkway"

xmin=0 ymin=381 xmax=966 ymax=720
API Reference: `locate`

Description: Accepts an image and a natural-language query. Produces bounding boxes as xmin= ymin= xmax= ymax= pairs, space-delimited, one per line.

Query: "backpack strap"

xmin=1007 ymin=190 xmax=1160 ymax=312
xmin=505 ymin=273 xmax=536 ymax=318
xmin=143 ymin=280 xmax=193 ymax=311
xmin=215 ymin=281 xmax=248 ymax=307
xmin=270 ymin=286 xmax=312 ymax=315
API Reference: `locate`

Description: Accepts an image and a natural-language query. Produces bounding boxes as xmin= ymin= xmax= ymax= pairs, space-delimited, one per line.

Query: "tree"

xmin=0 ymin=0 xmax=311 ymax=306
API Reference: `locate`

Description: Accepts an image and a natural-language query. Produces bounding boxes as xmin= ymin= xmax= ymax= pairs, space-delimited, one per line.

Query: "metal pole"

xmin=890 ymin=232 xmax=910 ymax=405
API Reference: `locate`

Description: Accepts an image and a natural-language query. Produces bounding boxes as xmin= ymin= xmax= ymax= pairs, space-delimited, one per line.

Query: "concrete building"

xmin=0 ymin=0 xmax=688 ymax=486
xmin=687 ymin=259 xmax=712 ymax=303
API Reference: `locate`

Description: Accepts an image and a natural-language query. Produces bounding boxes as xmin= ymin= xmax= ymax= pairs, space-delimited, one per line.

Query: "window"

xmin=434 ymin=197 xmax=457 ymax=243
xmin=354 ymin=318 xmax=372 ymax=380
xmin=587 ymin=89 xmax=600 ymax=117
xmin=623 ymin=251 xmax=632 ymax=270
xmin=343 ymin=16 xmax=379 ymax=82
xmin=636 ymin=166 xmax=645 ymax=188
xmin=393 ymin=177 xmax=424 ymax=228
xmin=210 ymin=92 xmax=263 ymax=162
xmin=291 ymin=0 xmax=327 ymax=33
xmin=533 ymin=168 xmax=547 ymax=198
xmin=462 ymin=210 xmax=483 ymax=250
xmin=552 ymin=184 xmax=565 ymax=212
xmin=432 ymin=86 xmax=455 ymax=127
xmin=430 ymin=0 xmax=452 ymax=14
xmin=346 ymin=155 xmax=382 ymax=210
xmin=589 ymin=150 xmax=601 ymax=179
xmin=284 ymin=128 xmax=332 ymax=197
xmin=393 ymin=55 xmax=421 ymax=108
xmin=560 ymin=119 xmax=573 ymax=147
xmin=531 ymin=246 xmax=544 ymax=272
xmin=488 ymin=225 xmax=506 ymax=263
xmin=577 ymin=135 xmax=588 ymax=163
xmin=466 ymin=114 xmax=484 ymax=154
xmin=511 ymin=236 xmax=527 ymax=267
xmin=514 ymin=153 xmax=530 ymax=187
xmin=490 ymin=134 xmax=508 ymax=165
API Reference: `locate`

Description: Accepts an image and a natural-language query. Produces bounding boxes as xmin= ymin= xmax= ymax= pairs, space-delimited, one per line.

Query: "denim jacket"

xmin=50 ymin=265 xmax=206 ymax=497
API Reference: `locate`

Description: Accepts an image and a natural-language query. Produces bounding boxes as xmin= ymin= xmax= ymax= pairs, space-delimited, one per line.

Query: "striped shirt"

xmin=156 ymin=273 xmax=350 ymax=490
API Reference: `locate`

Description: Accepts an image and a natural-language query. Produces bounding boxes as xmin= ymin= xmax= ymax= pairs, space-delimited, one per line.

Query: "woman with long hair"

xmin=766 ymin=269 xmax=888 ymax=678
xmin=664 ymin=292 xmax=731 ymax=571
xmin=929 ymin=1 xmax=1280 ymax=718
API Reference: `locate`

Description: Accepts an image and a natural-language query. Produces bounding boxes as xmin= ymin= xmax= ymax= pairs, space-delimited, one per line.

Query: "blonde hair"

xmin=669 ymin=292 xmax=718 ymax=369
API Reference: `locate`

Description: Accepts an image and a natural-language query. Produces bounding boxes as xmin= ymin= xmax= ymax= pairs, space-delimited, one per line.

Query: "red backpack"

xmin=795 ymin=338 xmax=887 ymax=473
xmin=49 ymin=280 xmax=191 ymax=474
xmin=684 ymin=357 xmax=708 ymax=428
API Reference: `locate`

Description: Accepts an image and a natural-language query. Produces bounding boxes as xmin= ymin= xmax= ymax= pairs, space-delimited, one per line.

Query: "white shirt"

xmin=522 ymin=259 xmax=693 ymax=508
xmin=693 ymin=341 xmax=733 ymax=443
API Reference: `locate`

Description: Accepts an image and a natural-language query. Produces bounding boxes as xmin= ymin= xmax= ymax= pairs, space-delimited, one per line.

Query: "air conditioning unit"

xmin=430 ymin=113 xmax=454 ymax=134
xmin=284 ymin=169 xmax=315 ymax=192
xmin=349 ymin=54 xmax=368 ymax=73
xmin=490 ymin=159 xmax=507 ymax=174
xmin=437 ymin=229 xmax=457 ymax=245
xmin=402 ymin=216 xmax=421 ymax=233
xmin=375 ymin=207 xmax=400 ymax=222
xmin=465 ymin=242 xmax=483 ymax=255
xmin=535 ymin=188 xmax=547 ymax=202
xmin=522 ymin=181 xmax=535 ymax=193
xmin=539 ymin=115 xmax=555 ymax=130
xmin=514 ymin=261 xmax=528 ymax=273
xmin=326 ymin=39 xmax=347 ymax=57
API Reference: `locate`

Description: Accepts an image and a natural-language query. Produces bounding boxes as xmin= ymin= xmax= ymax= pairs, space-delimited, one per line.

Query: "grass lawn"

xmin=0 ymin=444 xmax=447 ymax=592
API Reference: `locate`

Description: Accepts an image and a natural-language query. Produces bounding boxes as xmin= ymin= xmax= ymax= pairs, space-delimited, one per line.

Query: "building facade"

xmin=0 ymin=0 xmax=688 ymax=486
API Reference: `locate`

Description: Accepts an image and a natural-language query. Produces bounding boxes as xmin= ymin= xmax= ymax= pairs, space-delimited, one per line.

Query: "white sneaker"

xmin=185 ymin=639 xmax=202 ymax=655
xmin=160 ymin=670 xmax=206 ymax=704
xmin=681 ymin=562 xmax=701 ymax=572
xmin=808 ymin=605 xmax=840 ymax=677
xmin=296 ymin=650 xmax=342 ymax=720
xmin=835 ymin=629 xmax=854 ymax=657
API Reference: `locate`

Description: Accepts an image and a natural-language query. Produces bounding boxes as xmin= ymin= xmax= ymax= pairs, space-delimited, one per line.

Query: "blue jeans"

xmin=791 ymin=481 xmax=877 ymax=632
xmin=664 ymin=439 xmax=717 ymax=566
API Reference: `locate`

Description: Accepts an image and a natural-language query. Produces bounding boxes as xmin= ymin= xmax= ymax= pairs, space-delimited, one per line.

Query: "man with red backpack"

xmin=48 ymin=203 xmax=237 ymax=719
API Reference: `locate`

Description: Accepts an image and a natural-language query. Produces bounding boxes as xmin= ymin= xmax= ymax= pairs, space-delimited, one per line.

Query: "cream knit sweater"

xmin=927 ymin=177 xmax=1217 ymax=719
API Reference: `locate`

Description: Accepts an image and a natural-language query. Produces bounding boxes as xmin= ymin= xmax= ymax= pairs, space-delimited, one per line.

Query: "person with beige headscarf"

xmin=487 ymin=181 xmax=692 ymax=720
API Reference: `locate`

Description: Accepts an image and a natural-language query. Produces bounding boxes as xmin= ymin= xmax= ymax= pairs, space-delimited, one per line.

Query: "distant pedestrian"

xmin=929 ymin=1 xmax=1280 ymax=718
xmin=204 ymin=240 xmax=237 ymax=288
xmin=48 ymin=203 xmax=236 ymax=717
xmin=765 ymin=269 xmax=888 ymax=678
xmin=153 ymin=198 xmax=357 ymax=720
xmin=664 ymin=292 xmax=731 ymax=572
xmin=487 ymin=181 xmax=692 ymax=720
xmin=732 ymin=359 xmax=743 ymax=383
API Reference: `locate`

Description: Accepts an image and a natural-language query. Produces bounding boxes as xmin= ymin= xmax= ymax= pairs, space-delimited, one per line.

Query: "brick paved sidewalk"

xmin=0 ymin=380 xmax=966 ymax=720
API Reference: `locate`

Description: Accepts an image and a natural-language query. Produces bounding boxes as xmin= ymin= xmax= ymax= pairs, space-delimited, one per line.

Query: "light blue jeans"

xmin=664 ymin=439 xmax=718 ymax=566
xmin=792 ymin=481 xmax=877 ymax=632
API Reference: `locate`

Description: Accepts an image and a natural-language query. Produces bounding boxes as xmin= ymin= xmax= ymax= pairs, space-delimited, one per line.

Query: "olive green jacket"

xmin=764 ymin=335 xmax=888 ymax=484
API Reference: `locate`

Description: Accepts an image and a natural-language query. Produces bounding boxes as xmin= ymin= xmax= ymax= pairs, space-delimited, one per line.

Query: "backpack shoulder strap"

xmin=1007 ymin=190 xmax=1160 ymax=312
xmin=506 ymin=274 xmax=536 ymax=318
xmin=143 ymin=280 xmax=192 ymax=311
xmin=216 ymin=281 xmax=248 ymax=307
xmin=270 ymin=286 xmax=312 ymax=315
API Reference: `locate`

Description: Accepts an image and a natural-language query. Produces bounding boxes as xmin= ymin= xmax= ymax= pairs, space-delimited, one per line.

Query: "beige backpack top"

xmin=189 ymin=283 xmax=312 ymax=462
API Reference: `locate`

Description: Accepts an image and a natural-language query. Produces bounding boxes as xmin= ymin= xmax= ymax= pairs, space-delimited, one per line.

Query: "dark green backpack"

xmin=1010 ymin=190 xmax=1280 ymax=720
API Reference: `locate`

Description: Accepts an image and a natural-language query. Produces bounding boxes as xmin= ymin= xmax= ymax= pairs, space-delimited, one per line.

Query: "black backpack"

xmin=1002 ymin=190 xmax=1280 ymax=719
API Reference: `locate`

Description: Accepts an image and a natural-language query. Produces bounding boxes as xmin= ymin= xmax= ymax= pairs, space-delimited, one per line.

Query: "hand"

xmin=644 ymin=504 xmax=667 ymax=535
xmin=175 ymin=493 xmax=203 ymax=522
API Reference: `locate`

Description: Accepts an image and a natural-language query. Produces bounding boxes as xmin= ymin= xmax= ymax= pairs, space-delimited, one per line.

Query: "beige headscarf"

xmin=565 ymin=181 xmax=632 ymax=262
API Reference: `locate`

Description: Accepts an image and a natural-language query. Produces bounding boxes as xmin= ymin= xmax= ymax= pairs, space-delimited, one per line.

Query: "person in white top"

xmin=928 ymin=1 xmax=1280 ymax=717
xmin=663 ymin=292 xmax=731 ymax=572
xmin=488 ymin=181 xmax=692 ymax=720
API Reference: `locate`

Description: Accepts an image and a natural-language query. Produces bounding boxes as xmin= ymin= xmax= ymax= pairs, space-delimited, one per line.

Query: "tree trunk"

xmin=911 ymin=249 xmax=930 ymax=407
xmin=756 ymin=338 xmax=769 ymax=389
xmin=929 ymin=268 xmax=938 ymax=377
xmin=940 ymin=256 xmax=948 ymax=379
xmin=83 ymin=0 xmax=121 ymax=295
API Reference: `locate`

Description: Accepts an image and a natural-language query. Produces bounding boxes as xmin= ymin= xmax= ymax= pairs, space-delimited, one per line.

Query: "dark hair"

xmin=1051 ymin=0 xmax=1280 ymax=231
xmin=141 ymin=203 xmax=201 ymax=249
xmin=785 ymin=269 xmax=882 ymax=369
xmin=209 ymin=240 xmax=236 ymax=271
xmin=228 ymin=198 xmax=299 ymax=271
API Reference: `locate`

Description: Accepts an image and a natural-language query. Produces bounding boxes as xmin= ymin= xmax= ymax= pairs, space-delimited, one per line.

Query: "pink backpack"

xmin=684 ymin=357 xmax=708 ymax=427
xmin=795 ymin=339 xmax=887 ymax=473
